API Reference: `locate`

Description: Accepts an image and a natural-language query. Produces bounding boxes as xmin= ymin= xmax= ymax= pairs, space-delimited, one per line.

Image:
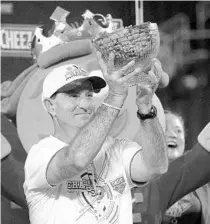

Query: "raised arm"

xmin=47 ymin=53 xmax=142 ymax=185
xmin=2 ymin=154 xmax=27 ymax=208
xmin=156 ymin=122 xmax=210 ymax=212
xmin=131 ymin=59 xmax=168 ymax=182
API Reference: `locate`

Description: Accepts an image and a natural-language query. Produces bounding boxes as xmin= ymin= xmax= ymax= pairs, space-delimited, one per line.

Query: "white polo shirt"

xmin=24 ymin=136 xmax=142 ymax=224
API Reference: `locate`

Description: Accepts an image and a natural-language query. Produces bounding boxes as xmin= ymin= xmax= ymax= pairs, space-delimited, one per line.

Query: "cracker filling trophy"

xmin=93 ymin=22 xmax=160 ymax=86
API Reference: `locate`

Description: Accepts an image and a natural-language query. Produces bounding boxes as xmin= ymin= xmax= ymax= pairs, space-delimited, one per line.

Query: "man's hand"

xmin=97 ymin=52 xmax=141 ymax=98
xmin=136 ymin=58 xmax=163 ymax=114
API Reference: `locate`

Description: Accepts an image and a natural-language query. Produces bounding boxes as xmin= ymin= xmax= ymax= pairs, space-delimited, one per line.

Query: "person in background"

xmin=132 ymin=111 xmax=210 ymax=224
xmin=23 ymin=53 xmax=168 ymax=224
xmin=1 ymin=113 xmax=28 ymax=208
xmin=1 ymin=113 xmax=29 ymax=224
xmin=164 ymin=110 xmax=185 ymax=162
xmin=162 ymin=110 xmax=210 ymax=224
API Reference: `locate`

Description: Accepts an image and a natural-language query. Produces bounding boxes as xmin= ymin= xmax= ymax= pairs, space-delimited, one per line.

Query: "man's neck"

xmin=53 ymin=121 xmax=79 ymax=144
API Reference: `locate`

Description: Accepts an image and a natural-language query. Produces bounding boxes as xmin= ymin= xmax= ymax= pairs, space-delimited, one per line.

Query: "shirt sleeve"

xmin=155 ymin=142 xmax=210 ymax=212
xmin=119 ymin=138 xmax=143 ymax=188
xmin=197 ymin=122 xmax=210 ymax=152
xmin=24 ymin=137 xmax=67 ymax=191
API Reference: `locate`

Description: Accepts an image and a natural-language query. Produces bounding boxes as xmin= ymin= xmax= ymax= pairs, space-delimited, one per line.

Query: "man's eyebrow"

xmin=64 ymin=88 xmax=93 ymax=94
xmin=64 ymin=89 xmax=79 ymax=94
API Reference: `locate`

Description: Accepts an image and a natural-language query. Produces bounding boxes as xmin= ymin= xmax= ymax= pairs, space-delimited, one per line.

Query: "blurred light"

xmin=1 ymin=3 xmax=13 ymax=15
xmin=182 ymin=75 xmax=198 ymax=89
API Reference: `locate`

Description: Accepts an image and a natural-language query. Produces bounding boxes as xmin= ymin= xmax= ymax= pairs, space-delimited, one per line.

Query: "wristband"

xmin=102 ymin=102 xmax=122 ymax=111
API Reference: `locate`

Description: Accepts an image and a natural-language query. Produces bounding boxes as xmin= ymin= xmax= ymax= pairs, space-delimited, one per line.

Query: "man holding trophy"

xmin=23 ymin=21 xmax=169 ymax=224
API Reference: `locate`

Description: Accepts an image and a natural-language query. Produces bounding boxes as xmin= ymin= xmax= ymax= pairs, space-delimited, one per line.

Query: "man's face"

xmin=165 ymin=114 xmax=185 ymax=161
xmin=52 ymin=80 xmax=96 ymax=128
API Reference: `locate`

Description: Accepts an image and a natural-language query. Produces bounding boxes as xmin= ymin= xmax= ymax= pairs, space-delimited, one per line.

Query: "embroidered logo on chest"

xmin=110 ymin=176 xmax=126 ymax=194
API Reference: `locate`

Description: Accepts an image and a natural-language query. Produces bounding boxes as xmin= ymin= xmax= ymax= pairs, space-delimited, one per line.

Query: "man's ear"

xmin=43 ymin=98 xmax=56 ymax=116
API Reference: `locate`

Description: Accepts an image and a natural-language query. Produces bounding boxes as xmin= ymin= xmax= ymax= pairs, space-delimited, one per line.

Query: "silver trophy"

xmin=93 ymin=22 xmax=160 ymax=86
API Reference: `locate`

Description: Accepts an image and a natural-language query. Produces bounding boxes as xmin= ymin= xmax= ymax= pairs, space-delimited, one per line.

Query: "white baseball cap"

xmin=42 ymin=64 xmax=106 ymax=99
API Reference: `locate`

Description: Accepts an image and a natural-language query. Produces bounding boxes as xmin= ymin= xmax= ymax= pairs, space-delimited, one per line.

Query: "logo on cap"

xmin=65 ymin=65 xmax=87 ymax=81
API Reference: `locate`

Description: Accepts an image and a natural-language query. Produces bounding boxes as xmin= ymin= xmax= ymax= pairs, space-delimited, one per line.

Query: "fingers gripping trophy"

xmin=93 ymin=22 xmax=169 ymax=135
xmin=93 ymin=22 xmax=160 ymax=87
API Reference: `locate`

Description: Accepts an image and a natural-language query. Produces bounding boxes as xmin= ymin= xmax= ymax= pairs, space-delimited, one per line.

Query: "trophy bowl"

xmin=93 ymin=22 xmax=160 ymax=86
